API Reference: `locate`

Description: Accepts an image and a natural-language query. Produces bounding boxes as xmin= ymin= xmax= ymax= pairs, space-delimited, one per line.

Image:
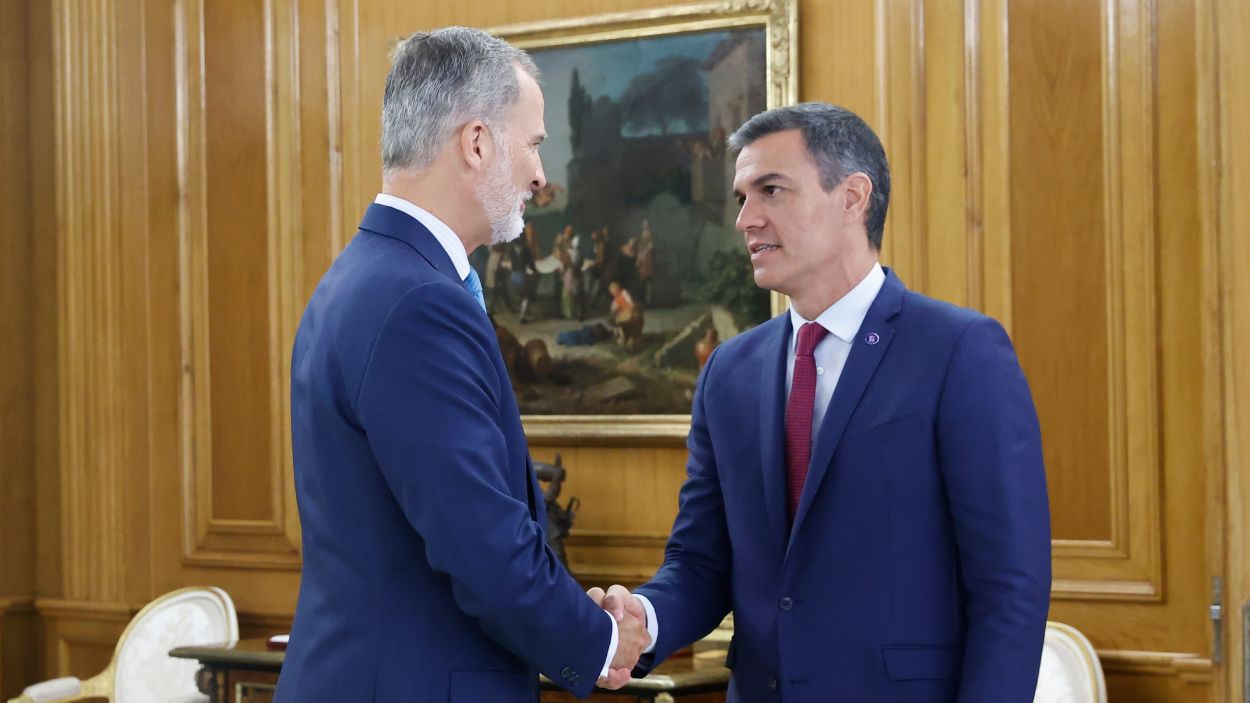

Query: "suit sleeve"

xmin=356 ymin=282 xmax=611 ymax=699
xmin=937 ymin=316 xmax=1052 ymax=702
xmin=632 ymin=345 xmax=734 ymax=672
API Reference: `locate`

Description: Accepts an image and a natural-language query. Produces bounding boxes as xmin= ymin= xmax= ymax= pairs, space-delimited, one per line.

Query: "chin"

xmin=752 ymin=267 xmax=774 ymax=290
xmin=489 ymin=214 xmax=526 ymax=246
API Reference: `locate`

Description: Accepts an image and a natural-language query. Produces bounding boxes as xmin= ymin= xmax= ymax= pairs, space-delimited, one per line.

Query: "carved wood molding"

xmin=0 ymin=597 xmax=36 ymax=617
xmin=1097 ymin=650 xmax=1214 ymax=683
xmin=51 ymin=0 xmax=135 ymax=604
xmin=34 ymin=598 xmax=133 ymax=623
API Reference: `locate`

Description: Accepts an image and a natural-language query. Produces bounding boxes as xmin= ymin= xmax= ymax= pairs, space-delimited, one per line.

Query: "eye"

xmin=763 ymin=185 xmax=780 ymax=196
xmin=735 ymin=195 xmax=746 ymax=206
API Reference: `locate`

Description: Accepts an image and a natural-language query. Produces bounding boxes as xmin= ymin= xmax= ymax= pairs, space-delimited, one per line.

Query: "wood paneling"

xmin=175 ymin=0 xmax=303 ymax=571
xmin=1010 ymin=0 xmax=1112 ymax=544
xmin=1 ymin=0 xmax=36 ymax=605
xmin=36 ymin=600 xmax=130 ymax=681
xmin=51 ymin=0 xmax=154 ymax=608
xmin=532 ymin=447 xmax=688 ymax=587
xmin=1211 ymin=0 xmax=1250 ymax=697
xmin=30 ymin=0 xmax=62 ymax=613
xmin=0 ymin=599 xmax=37 ymax=700
xmin=10 ymin=0 xmax=1244 ymax=699
xmin=2 ymin=2 xmax=41 ymax=695
xmin=1008 ymin=0 xmax=1165 ymax=601
xmin=201 ymin=0 xmax=277 ymax=523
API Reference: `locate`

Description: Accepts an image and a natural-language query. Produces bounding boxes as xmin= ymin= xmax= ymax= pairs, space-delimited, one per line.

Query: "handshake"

xmin=587 ymin=584 xmax=651 ymax=689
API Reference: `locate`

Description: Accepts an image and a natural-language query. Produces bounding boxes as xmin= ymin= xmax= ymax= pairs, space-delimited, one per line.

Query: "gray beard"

xmin=476 ymin=154 xmax=527 ymax=246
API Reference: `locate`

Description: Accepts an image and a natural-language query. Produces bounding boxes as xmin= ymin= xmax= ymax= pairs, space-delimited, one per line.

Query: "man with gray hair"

xmin=591 ymin=103 xmax=1051 ymax=701
xmin=277 ymin=27 xmax=649 ymax=702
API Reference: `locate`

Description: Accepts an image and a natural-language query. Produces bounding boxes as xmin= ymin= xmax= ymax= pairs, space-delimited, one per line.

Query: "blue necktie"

xmin=463 ymin=268 xmax=486 ymax=312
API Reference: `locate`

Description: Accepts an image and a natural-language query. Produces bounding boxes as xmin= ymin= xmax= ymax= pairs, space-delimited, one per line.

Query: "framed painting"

xmin=482 ymin=0 xmax=797 ymax=444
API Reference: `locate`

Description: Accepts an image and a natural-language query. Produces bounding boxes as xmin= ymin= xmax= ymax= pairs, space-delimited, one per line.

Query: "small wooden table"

xmin=169 ymin=638 xmax=729 ymax=703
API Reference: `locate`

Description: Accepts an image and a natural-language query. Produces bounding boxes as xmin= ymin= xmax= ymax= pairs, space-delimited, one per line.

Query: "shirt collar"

xmin=788 ymin=262 xmax=887 ymax=345
xmin=373 ymin=193 xmax=471 ymax=279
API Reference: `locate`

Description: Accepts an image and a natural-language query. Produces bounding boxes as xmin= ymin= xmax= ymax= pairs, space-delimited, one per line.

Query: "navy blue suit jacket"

xmin=634 ymin=269 xmax=1051 ymax=702
xmin=275 ymin=204 xmax=611 ymax=702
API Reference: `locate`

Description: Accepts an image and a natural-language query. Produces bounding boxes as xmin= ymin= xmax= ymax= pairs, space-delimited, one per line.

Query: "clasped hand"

xmin=587 ymin=584 xmax=649 ymax=689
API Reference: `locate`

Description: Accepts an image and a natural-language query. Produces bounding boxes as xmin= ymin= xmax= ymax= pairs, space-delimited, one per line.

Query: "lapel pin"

xmin=865 ymin=332 xmax=880 ymax=345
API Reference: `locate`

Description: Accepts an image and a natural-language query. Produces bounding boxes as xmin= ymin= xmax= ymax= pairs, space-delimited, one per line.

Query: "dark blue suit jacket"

xmin=275 ymin=204 xmax=611 ymax=702
xmin=634 ymin=269 xmax=1051 ymax=702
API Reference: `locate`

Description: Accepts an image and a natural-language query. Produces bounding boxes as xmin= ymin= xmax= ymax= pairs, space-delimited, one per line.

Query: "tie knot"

xmin=795 ymin=322 xmax=828 ymax=357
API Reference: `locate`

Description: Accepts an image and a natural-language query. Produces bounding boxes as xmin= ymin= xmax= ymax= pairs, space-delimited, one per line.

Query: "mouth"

xmin=748 ymin=242 xmax=780 ymax=260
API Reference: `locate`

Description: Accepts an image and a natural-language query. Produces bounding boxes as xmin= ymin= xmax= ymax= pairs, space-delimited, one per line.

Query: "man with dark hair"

xmin=277 ymin=27 xmax=648 ymax=702
xmin=591 ymin=103 xmax=1051 ymax=701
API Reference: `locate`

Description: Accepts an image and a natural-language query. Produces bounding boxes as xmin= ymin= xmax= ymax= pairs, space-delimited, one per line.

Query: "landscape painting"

xmin=481 ymin=4 xmax=796 ymax=431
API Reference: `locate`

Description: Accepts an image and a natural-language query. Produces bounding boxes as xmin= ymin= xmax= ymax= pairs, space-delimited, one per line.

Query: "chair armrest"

xmin=12 ymin=677 xmax=81 ymax=703
xmin=9 ymin=670 xmax=111 ymax=703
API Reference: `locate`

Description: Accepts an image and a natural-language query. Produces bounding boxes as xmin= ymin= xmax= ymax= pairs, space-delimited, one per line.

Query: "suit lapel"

xmin=757 ymin=315 xmax=792 ymax=556
xmin=787 ymin=271 xmax=906 ymax=554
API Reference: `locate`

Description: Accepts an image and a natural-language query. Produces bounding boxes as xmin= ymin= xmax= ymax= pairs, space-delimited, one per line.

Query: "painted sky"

xmin=530 ymin=30 xmax=736 ymax=190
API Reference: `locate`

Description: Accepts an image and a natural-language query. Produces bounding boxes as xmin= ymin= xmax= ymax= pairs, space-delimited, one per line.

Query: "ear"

xmin=841 ymin=172 xmax=873 ymax=225
xmin=458 ymin=119 xmax=493 ymax=172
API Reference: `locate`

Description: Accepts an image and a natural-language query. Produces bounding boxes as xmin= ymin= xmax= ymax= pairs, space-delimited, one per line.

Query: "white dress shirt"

xmin=373 ymin=193 xmax=471 ymax=280
xmin=373 ymin=193 xmax=624 ymax=678
xmin=786 ymin=262 xmax=887 ymax=438
xmin=637 ymin=263 xmax=887 ymax=655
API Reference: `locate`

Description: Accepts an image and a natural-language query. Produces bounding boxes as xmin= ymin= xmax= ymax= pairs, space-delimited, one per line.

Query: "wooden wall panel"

xmin=1211 ymin=0 xmax=1250 ymax=697
xmin=0 ymin=602 xmax=36 ymax=700
xmin=1010 ymin=0 xmax=1113 ymax=545
xmin=14 ymin=0 xmax=1241 ymax=699
xmin=176 ymin=0 xmax=303 ymax=570
xmin=1009 ymin=0 xmax=1164 ymax=601
xmin=36 ymin=600 xmax=130 ymax=681
xmin=202 ymin=1 xmax=276 ymax=524
xmin=0 ymin=0 xmax=36 ymax=611
xmin=531 ymin=447 xmax=688 ymax=587
xmin=30 ymin=0 xmax=63 ymax=611
xmin=51 ymin=0 xmax=154 ymax=608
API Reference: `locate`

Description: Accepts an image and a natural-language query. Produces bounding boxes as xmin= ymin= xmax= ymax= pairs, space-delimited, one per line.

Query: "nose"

xmin=735 ymin=196 xmax=764 ymax=233
xmin=531 ymin=155 xmax=547 ymax=191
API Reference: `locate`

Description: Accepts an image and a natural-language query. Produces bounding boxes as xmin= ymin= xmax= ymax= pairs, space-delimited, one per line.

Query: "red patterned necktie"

xmin=786 ymin=322 xmax=829 ymax=523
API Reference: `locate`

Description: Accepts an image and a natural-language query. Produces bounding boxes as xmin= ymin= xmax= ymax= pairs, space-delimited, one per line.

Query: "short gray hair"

xmin=729 ymin=103 xmax=891 ymax=249
xmin=382 ymin=27 xmax=539 ymax=175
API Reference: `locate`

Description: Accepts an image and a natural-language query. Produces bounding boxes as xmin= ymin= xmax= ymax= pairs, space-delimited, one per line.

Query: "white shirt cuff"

xmin=634 ymin=594 xmax=659 ymax=654
xmin=599 ymin=609 xmax=619 ymax=678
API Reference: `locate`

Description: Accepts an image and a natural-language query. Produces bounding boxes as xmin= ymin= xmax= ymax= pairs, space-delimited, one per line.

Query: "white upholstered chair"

xmin=1033 ymin=621 xmax=1107 ymax=703
xmin=9 ymin=587 xmax=238 ymax=703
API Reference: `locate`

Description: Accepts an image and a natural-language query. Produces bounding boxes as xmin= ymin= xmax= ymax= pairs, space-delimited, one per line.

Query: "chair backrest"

xmin=1033 ymin=621 xmax=1107 ymax=703
xmin=111 ymin=587 xmax=239 ymax=703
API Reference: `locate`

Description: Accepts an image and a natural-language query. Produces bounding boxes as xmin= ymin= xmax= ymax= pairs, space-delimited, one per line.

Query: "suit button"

xmin=779 ymin=596 xmax=794 ymax=611
xmin=561 ymin=666 xmax=574 ymax=681
xmin=767 ymin=675 xmax=779 ymax=690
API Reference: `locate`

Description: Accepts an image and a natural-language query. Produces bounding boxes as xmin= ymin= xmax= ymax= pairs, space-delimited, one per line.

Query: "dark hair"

xmin=729 ymin=103 xmax=890 ymax=249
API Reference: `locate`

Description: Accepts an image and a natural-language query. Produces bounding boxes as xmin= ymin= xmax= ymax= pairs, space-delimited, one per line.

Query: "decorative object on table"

xmin=532 ymin=452 xmax=580 ymax=566
xmin=477 ymin=0 xmax=796 ymax=444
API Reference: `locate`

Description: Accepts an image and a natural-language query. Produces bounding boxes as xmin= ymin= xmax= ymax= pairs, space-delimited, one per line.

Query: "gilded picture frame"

xmin=485 ymin=0 xmax=797 ymax=445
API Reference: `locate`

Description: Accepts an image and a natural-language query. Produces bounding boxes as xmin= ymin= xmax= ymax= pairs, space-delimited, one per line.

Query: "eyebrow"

xmin=732 ymin=172 xmax=791 ymax=198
